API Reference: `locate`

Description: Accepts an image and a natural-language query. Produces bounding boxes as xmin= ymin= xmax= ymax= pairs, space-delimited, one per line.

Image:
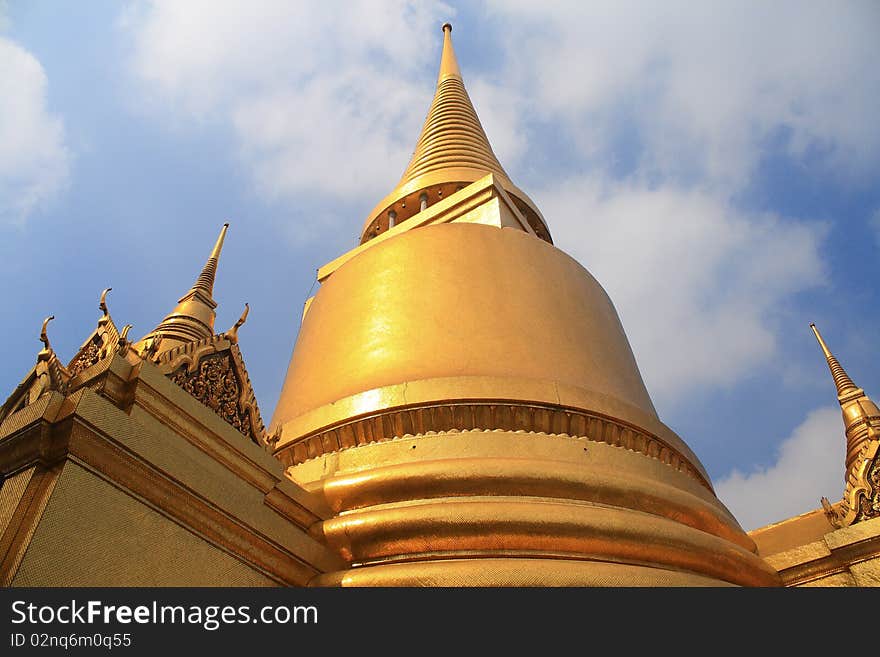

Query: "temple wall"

xmin=754 ymin=514 xmax=880 ymax=586
xmin=0 ymin=356 xmax=342 ymax=587
xmin=12 ymin=461 xmax=276 ymax=586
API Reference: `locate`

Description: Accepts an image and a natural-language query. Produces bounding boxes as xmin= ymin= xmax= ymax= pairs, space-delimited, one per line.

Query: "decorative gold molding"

xmin=0 ymin=463 xmax=63 ymax=586
xmin=276 ymin=400 xmax=712 ymax=491
xmin=64 ymin=421 xmax=322 ymax=585
xmin=68 ymin=289 xmax=121 ymax=378
xmin=155 ymin=335 xmax=267 ymax=445
xmin=854 ymin=443 xmax=880 ymax=523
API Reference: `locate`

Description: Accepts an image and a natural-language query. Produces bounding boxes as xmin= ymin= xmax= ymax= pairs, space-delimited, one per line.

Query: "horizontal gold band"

xmin=315 ymin=456 xmax=749 ymax=549
xmin=315 ymin=498 xmax=779 ymax=586
xmin=277 ymin=397 xmax=711 ymax=490
xmin=311 ymin=557 xmax=735 ymax=587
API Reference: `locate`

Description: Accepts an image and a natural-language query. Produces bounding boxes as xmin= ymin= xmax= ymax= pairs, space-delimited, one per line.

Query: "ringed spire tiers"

xmin=360 ymin=23 xmax=551 ymax=244
xmin=810 ymin=323 xmax=859 ymax=397
xmin=810 ymin=323 xmax=880 ymax=477
xmin=134 ymin=223 xmax=229 ymax=354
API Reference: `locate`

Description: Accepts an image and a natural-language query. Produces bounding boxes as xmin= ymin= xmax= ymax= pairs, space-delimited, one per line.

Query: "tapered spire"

xmin=810 ymin=324 xmax=880 ymax=526
xmin=135 ymin=223 xmax=229 ymax=354
xmin=359 ymin=23 xmax=550 ymax=243
xmin=810 ymin=323 xmax=858 ymax=396
xmin=397 ymin=23 xmax=508 ymax=197
xmin=437 ymin=23 xmax=461 ymax=83
xmin=194 ymin=222 xmax=228 ymax=298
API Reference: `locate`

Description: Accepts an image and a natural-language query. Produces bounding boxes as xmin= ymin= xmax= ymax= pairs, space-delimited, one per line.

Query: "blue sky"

xmin=1 ymin=1 xmax=878 ymax=530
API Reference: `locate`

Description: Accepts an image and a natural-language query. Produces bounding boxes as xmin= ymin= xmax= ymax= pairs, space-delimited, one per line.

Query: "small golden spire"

xmin=398 ymin=24 xmax=507 ymax=191
xmin=134 ymin=223 xmax=230 ymax=354
xmin=358 ymin=23 xmax=550 ymax=244
xmin=810 ymin=323 xmax=880 ymax=526
xmin=810 ymin=323 xmax=858 ymax=397
xmin=438 ymin=23 xmax=461 ymax=83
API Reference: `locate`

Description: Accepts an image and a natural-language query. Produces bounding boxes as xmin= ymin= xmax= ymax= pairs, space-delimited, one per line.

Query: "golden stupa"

xmin=270 ymin=24 xmax=778 ymax=586
xmin=0 ymin=24 xmax=878 ymax=588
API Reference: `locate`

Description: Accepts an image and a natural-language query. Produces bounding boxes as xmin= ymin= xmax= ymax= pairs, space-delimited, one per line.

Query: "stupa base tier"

xmin=287 ymin=431 xmax=780 ymax=587
xmin=312 ymin=558 xmax=735 ymax=587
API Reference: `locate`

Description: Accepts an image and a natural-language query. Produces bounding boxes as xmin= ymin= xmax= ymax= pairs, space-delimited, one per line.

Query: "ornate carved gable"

xmin=67 ymin=288 xmax=121 ymax=378
xmin=831 ymin=436 xmax=880 ymax=526
xmin=153 ymin=330 xmax=267 ymax=446
xmin=855 ymin=448 xmax=880 ymax=522
xmin=1 ymin=318 xmax=70 ymax=424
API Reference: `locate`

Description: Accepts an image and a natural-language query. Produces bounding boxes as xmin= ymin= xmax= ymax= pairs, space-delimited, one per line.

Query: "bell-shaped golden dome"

xmin=271 ymin=25 xmax=778 ymax=587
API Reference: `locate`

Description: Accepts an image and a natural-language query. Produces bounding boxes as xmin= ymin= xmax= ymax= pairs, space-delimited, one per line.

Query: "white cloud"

xmin=488 ymin=1 xmax=880 ymax=189
xmin=539 ymin=176 xmax=827 ymax=407
xmin=715 ymin=406 xmax=845 ymax=531
xmin=0 ymin=37 xmax=70 ymax=224
xmin=123 ymin=0 xmax=454 ymax=210
xmin=121 ymin=1 xmax=853 ymax=407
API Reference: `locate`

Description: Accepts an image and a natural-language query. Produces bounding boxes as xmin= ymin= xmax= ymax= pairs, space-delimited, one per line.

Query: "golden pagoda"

xmin=0 ymin=23 xmax=878 ymax=587
xmin=269 ymin=24 xmax=777 ymax=586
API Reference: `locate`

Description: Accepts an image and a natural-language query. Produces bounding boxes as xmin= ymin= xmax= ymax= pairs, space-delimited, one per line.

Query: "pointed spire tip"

xmin=811 ymin=323 xmax=858 ymax=396
xmin=438 ymin=20 xmax=461 ymax=83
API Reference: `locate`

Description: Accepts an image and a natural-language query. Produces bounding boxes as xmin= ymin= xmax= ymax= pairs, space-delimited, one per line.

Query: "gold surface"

xmin=359 ymin=24 xmax=549 ymax=244
xmin=13 ymin=462 xmax=276 ymax=587
xmin=758 ymin=515 xmax=880 ymax=586
xmin=273 ymin=223 xmax=657 ymax=437
xmin=276 ymin=396 xmax=710 ymax=487
xmin=750 ymin=508 xmax=834 ymax=557
xmin=289 ymin=431 xmax=778 ymax=586
xmin=312 ymin=558 xmax=735 ymax=587
xmin=0 ymin=467 xmax=34 ymax=541
xmin=319 ymin=174 xmax=534 ymax=284
xmin=0 ymin=464 xmax=62 ymax=586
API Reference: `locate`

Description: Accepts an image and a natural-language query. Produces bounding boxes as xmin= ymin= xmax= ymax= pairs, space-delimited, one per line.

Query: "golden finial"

xmin=438 ymin=23 xmax=461 ymax=83
xmin=99 ymin=288 xmax=112 ymax=316
xmin=140 ymin=335 xmax=163 ymax=361
xmin=810 ymin=323 xmax=858 ymax=396
xmin=39 ymin=316 xmax=55 ymax=353
xmin=97 ymin=287 xmax=113 ymax=327
xmin=226 ymin=303 xmax=249 ymax=344
xmin=821 ymin=496 xmax=841 ymax=528
xmin=267 ymin=423 xmax=282 ymax=451
xmin=115 ymin=324 xmax=133 ymax=356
